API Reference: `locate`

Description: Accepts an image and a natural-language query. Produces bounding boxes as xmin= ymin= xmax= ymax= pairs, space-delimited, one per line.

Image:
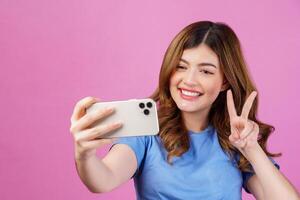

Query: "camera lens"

xmin=144 ymin=109 xmax=150 ymax=115
xmin=146 ymin=102 xmax=153 ymax=108
xmin=139 ymin=103 xmax=145 ymax=109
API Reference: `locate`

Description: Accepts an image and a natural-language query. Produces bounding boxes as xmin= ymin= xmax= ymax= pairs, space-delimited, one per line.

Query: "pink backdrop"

xmin=0 ymin=0 xmax=299 ymax=199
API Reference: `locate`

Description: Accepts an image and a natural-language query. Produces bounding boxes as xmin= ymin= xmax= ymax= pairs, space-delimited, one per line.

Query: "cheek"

xmin=205 ymin=79 xmax=224 ymax=97
xmin=169 ymin=74 xmax=180 ymax=88
xmin=169 ymin=75 xmax=178 ymax=98
xmin=207 ymin=84 xmax=222 ymax=93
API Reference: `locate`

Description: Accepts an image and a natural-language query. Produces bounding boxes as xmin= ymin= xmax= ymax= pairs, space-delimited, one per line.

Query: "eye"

xmin=200 ymin=70 xmax=213 ymax=75
xmin=176 ymin=65 xmax=187 ymax=70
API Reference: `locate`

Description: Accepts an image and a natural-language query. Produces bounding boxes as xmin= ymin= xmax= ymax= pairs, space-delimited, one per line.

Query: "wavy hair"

xmin=149 ymin=21 xmax=280 ymax=171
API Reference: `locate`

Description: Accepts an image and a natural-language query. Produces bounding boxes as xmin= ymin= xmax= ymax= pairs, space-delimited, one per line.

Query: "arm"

xmin=75 ymin=144 xmax=137 ymax=193
xmin=245 ymin=144 xmax=300 ymax=200
xmin=247 ymin=175 xmax=264 ymax=200
xmin=226 ymin=90 xmax=299 ymax=199
xmin=70 ymin=96 xmax=138 ymax=193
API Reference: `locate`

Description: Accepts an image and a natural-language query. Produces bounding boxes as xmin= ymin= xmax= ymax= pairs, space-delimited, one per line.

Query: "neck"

xmin=181 ymin=109 xmax=210 ymax=132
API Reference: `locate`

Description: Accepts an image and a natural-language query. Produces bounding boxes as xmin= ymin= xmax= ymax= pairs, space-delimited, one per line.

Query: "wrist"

xmin=75 ymin=148 xmax=97 ymax=161
xmin=241 ymin=142 xmax=264 ymax=163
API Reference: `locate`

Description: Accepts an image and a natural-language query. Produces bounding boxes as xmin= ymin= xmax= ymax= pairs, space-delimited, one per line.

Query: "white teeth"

xmin=181 ymin=89 xmax=200 ymax=96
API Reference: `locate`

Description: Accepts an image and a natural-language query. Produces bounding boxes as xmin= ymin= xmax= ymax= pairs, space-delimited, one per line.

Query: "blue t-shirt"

xmin=112 ymin=124 xmax=279 ymax=200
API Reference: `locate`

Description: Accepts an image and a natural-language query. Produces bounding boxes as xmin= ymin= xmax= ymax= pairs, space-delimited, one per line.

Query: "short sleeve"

xmin=110 ymin=136 xmax=148 ymax=177
xmin=242 ymin=158 xmax=280 ymax=193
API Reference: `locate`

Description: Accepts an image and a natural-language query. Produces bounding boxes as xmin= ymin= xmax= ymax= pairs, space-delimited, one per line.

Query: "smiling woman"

xmin=70 ymin=21 xmax=300 ymax=200
xmin=149 ymin=21 xmax=266 ymax=170
xmin=169 ymin=44 xmax=225 ymax=124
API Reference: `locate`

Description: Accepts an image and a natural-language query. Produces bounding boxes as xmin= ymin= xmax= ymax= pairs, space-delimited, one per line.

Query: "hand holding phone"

xmin=86 ymin=98 xmax=159 ymax=138
xmin=70 ymin=97 xmax=123 ymax=160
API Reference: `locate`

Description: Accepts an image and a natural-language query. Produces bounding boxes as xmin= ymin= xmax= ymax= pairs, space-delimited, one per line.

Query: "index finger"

xmin=70 ymin=96 xmax=100 ymax=124
xmin=226 ymin=89 xmax=237 ymax=120
xmin=241 ymin=91 xmax=257 ymax=119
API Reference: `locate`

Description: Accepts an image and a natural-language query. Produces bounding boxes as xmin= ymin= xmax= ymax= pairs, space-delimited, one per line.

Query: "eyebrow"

xmin=179 ymin=58 xmax=217 ymax=68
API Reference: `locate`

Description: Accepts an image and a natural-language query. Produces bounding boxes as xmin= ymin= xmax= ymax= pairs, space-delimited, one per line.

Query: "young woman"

xmin=70 ymin=21 xmax=300 ymax=199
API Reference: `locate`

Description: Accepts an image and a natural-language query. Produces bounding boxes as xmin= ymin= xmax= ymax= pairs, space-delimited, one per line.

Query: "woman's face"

xmin=169 ymin=44 xmax=227 ymax=115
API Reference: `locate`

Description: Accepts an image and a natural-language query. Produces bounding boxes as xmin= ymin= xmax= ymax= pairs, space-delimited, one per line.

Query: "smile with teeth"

xmin=179 ymin=89 xmax=203 ymax=100
xmin=181 ymin=89 xmax=200 ymax=96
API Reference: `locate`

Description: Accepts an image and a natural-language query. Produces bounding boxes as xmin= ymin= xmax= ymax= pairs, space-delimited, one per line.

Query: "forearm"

xmin=75 ymin=154 xmax=115 ymax=193
xmin=244 ymin=144 xmax=300 ymax=200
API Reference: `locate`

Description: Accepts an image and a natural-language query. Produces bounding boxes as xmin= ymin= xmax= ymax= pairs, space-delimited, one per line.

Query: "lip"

xmin=179 ymin=88 xmax=203 ymax=101
xmin=179 ymin=87 xmax=203 ymax=94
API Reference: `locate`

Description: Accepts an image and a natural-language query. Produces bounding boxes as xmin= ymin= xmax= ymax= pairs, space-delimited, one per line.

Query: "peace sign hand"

xmin=227 ymin=90 xmax=260 ymax=155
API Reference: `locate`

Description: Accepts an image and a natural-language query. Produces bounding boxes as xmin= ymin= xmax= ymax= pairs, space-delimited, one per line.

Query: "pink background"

xmin=0 ymin=0 xmax=299 ymax=199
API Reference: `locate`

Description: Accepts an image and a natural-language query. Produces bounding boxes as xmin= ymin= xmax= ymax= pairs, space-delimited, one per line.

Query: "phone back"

xmin=86 ymin=98 xmax=159 ymax=138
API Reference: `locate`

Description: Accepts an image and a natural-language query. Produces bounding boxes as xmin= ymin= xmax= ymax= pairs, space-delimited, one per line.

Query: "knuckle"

xmin=74 ymin=135 xmax=80 ymax=143
xmin=74 ymin=133 xmax=85 ymax=144
xmin=78 ymin=141 xmax=85 ymax=148
xmin=84 ymin=114 xmax=94 ymax=122
xmin=87 ymin=96 xmax=96 ymax=103
xmin=91 ymin=126 xmax=103 ymax=134
xmin=83 ymin=96 xmax=93 ymax=102
xmin=86 ymin=96 xmax=98 ymax=104
xmin=72 ymin=135 xmax=81 ymax=145
xmin=76 ymin=97 xmax=93 ymax=107
xmin=70 ymin=125 xmax=76 ymax=133
xmin=81 ymin=142 xmax=91 ymax=149
xmin=75 ymin=101 xmax=84 ymax=109
xmin=75 ymin=99 xmax=81 ymax=106
xmin=70 ymin=124 xmax=80 ymax=134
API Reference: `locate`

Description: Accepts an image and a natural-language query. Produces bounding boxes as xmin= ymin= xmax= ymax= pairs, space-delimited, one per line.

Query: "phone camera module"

xmin=146 ymin=102 xmax=152 ymax=108
xmin=144 ymin=109 xmax=150 ymax=115
xmin=139 ymin=103 xmax=145 ymax=109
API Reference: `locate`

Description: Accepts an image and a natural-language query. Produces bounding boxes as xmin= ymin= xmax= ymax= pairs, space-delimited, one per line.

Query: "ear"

xmin=221 ymin=79 xmax=229 ymax=92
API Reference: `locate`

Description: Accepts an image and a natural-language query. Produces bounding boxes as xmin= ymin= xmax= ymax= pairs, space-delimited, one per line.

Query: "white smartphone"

xmin=86 ymin=98 xmax=159 ymax=138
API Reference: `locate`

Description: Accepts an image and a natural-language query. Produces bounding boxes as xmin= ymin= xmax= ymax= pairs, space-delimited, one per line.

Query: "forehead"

xmin=180 ymin=44 xmax=219 ymax=67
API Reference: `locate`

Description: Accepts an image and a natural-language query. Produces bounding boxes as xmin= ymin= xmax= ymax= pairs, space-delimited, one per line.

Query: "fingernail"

xmin=106 ymin=107 xmax=115 ymax=112
xmin=114 ymin=121 xmax=123 ymax=126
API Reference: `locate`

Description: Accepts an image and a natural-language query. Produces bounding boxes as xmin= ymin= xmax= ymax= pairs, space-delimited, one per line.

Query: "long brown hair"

xmin=149 ymin=21 xmax=280 ymax=171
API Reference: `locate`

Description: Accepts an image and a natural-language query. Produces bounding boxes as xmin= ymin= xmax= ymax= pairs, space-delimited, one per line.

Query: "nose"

xmin=183 ymin=67 xmax=198 ymax=86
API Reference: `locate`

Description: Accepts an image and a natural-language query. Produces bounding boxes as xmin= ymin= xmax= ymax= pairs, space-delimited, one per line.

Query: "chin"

xmin=176 ymin=103 xmax=202 ymax=113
